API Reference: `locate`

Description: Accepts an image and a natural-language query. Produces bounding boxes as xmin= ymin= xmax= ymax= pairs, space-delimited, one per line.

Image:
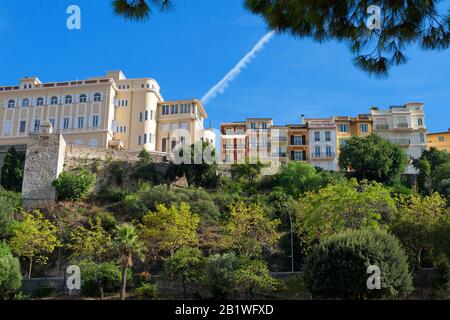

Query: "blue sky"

xmin=0 ymin=0 xmax=448 ymax=132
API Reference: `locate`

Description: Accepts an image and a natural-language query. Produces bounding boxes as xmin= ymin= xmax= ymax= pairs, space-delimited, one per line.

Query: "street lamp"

xmin=284 ymin=204 xmax=295 ymax=273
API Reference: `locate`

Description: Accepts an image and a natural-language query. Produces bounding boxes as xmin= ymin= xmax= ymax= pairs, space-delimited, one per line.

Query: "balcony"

xmin=396 ymin=123 xmax=410 ymax=128
xmin=376 ymin=124 xmax=389 ymax=130
xmin=390 ymin=139 xmax=411 ymax=146
xmin=311 ymin=153 xmax=336 ymax=160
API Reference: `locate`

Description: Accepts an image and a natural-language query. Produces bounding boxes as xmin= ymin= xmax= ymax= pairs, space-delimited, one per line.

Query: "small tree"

xmin=417 ymin=158 xmax=432 ymax=195
xmin=391 ymin=193 xmax=449 ymax=269
xmin=114 ymin=224 xmax=146 ymax=300
xmin=230 ymin=158 xmax=266 ymax=188
xmin=140 ymin=203 xmax=199 ymax=258
xmin=162 ymin=247 xmax=204 ymax=297
xmin=77 ymin=259 xmax=121 ymax=299
xmin=68 ymin=221 xmax=111 ymax=261
xmin=225 ymin=202 xmax=280 ymax=258
xmin=9 ymin=211 xmax=61 ymax=279
xmin=0 ymin=188 xmax=22 ymax=239
xmin=0 ymin=147 xmax=25 ymax=192
xmin=303 ymin=229 xmax=413 ymax=300
xmin=0 ymin=242 xmax=22 ymax=299
xmin=53 ymin=169 xmax=96 ymax=201
xmin=339 ymin=134 xmax=407 ymax=184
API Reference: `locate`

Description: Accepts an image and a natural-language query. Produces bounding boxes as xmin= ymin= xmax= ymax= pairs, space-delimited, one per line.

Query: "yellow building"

xmin=0 ymin=71 xmax=214 ymax=153
xmin=335 ymin=114 xmax=373 ymax=151
xmin=427 ymin=129 xmax=450 ymax=153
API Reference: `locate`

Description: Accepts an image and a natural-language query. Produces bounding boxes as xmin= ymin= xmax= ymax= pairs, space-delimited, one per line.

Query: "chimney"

xmin=301 ymin=114 xmax=305 ymax=124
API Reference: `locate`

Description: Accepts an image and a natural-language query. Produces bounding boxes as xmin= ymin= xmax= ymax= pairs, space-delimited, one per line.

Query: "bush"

xmin=135 ymin=283 xmax=159 ymax=300
xmin=89 ymin=210 xmax=117 ymax=232
xmin=53 ymin=169 xmax=96 ymax=201
xmin=0 ymin=188 xmax=22 ymax=238
xmin=303 ymin=229 xmax=413 ymax=299
xmin=0 ymin=242 xmax=22 ymax=298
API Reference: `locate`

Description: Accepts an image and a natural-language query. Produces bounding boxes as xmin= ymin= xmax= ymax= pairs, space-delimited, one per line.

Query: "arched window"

xmin=7 ymin=99 xmax=15 ymax=108
xmin=65 ymin=95 xmax=73 ymax=104
xmin=50 ymin=96 xmax=58 ymax=105
xmin=22 ymin=98 xmax=30 ymax=107
xmin=418 ymin=118 xmax=423 ymax=126
xmin=93 ymin=93 xmax=102 ymax=102
xmin=145 ymin=111 xmax=149 ymax=121
xmin=79 ymin=94 xmax=87 ymax=103
xmin=36 ymin=97 xmax=44 ymax=106
xmin=162 ymin=138 xmax=167 ymax=153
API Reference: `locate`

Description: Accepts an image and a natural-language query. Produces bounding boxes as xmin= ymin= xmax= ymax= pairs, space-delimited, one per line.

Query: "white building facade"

xmin=307 ymin=118 xmax=339 ymax=171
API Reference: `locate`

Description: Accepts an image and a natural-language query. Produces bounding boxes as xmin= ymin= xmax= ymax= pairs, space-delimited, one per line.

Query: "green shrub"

xmin=0 ymin=188 xmax=22 ymax=238
xmin=303 ymin=229 xmax=413 ymax=299
xmin=98 ymin=186 xmax=128 ymax=203
xmin=135 ymin=283 xmax=159 ymax=300
xmin=32 ymin=286 xmax=55 ymax=299
xmin=89 ymin=210 xmax=117 ymax=232
xmin=53 ymin=169 xmax=96 ymax=201
xmin=0 ymin=242 xmax=22 ymax=298
xmin=12 ymin=292 xmax=30 ymax=300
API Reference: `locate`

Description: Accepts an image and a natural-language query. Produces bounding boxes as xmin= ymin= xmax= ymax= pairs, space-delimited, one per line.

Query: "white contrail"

xmin=201 ymin=31 xmax=276 ymax=105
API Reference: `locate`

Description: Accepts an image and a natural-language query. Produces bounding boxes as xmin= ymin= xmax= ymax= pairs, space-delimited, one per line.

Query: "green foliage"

xmin=67 ymin=221 xmax=111 ymax=261
xmin=295 ymin=179 xmax=396 ymax=254
xmin=392 ymin=193 xmax=449 ymax=269
xmin=0 ymin=242 xmax=22 ymax=298
xmin=0 ymin=188 xmax=22 ymax=239
xmin=268 ymin=162 xmax=324 ymax=198
xmin=114 ymin=224 xmax=146 ymax=300
xmin=303 ymin=229 xmax=413 ymax=299
xmin=140 ymin=203 xmax=199 ymax=258
xmin=204 ymin=253 xmax=278 ymax=299
xmin=339 ymin=134 xmax=407 ymax=184
xmin=9 ymin=211 xmax=61 ymax=279
xmin=174 ymin=142 xmax=220 ymax=189
xmin=135 ymin=283 xmax=159 ymax=300
xmin=225 ymin=202 xmax=280 ymax=258
xmin=53 ymin=169 xmax=96 ymax=201
xmin=421 ymin=148 xmax=450 ymax=170
xmin=78 ymin=259 xmax=121 ymax=299
xmin=89 ymin=210 xmax=117 ymax=232
xmin=230 ymin=158 xmax=266 ymax=190
xmin=432 ymin=161 xmax=450 ymax=201
xmin=163 ymin=247 xmax=204 ymax=296
xmin=245 ymin=0 xmax=449 ymax=76
xmin=417 ymin=158 xmax=432 ymax=195
xmin=0 ymin=147 xmax=25 ymax=192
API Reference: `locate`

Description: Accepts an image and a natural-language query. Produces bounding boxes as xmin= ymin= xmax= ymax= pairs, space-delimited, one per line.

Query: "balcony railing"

xmin=376 ymin=124 xmax=389 ymax=130
xmin=311 ymin=153 xmax=336 ymax=160
xmin=390 ymin=139 xmax=411 ymax=145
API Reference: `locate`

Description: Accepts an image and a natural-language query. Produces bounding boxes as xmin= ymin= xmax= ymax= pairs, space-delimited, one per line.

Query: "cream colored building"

xmin=0 ymin=71 xmax=213 ymax=154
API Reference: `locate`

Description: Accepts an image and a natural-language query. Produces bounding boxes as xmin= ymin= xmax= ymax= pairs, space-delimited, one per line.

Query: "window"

xmin=161 ymin=124 xmax=169 ymax=131
xmin=50 ymin=96 xmax=58 ymax=105
xmin=19 ymin=120 xmax=26 ymax=133
xmin=63 ymin=117 xmax=70 ymax=129
xmin=93 ymin=93 xmax=102 ymax=102
xmin=262 ymin=123 xmax=268 ymax=130
xmin=171 ymin=138 xmax=177 ymax=150
xmin=3 ymin=120 xmax=12 ymax=135
xmin=325 ymin=131 xmax=331 ymax=141
xmin=439 ymin=136 xmax=445 ymax=142
xmin=326 ymin=146 xmax=333 ymax=157
xmin=49 ymin=118 xmax=56 ymax=129
xmin=144 ymin=134 xmax=148 ymax=144
xmin=314 ymin=132 xmax=320 ymax=142
xmin=315 ymin=146 xmax=321 ymax=157
xmin=420 ymin=133 xmax=425 ymax=143
xmin=92 ymin=115 xmax=99 ymax=128
xmin=162 ymin=138 xmax=167 ymax=152
xmin=292 ymin=136 xmax=305 ymax=146
xmin=418 ymin=118 xmax=424 ymax=126
xmin=293 ymin=151 xmax=306 ymax=161
xmin=150 ymin=110 xmax=154 ymax=120
xmin=79 ymin=94 xmax=87 ymax=103
xmin=22 ymin=98 xmax=30 ymax=107
xmin=34 ymin=120 xmax=41 ymax=133
xmin=180 ymin=122 xmax=189 ymax=130
xmin=36 ymin=97 xmax=44 ymax=106
xmin=339 ymin=124 xmax=348 ymax=133
xmin=145 ymin=111 xmax=149 ymax=121
xmin=78 ymin=116 xmax=84 ymax=129
xmin=139 ymin=113 xmax=143 ymax=122
xmin=171 ymin=104 xmax=179 ymax=114
xmin=138 ymin=136 xmax=142 ymax=146
xmin=360 ymin=124 xmax=369 ymax=133
xmin=162 ymin=105 xmax=170 ymax=115
xmin=171 ymin=123 xmax=178 ymax=130
xmin=340 ymin=139 xmax=347 ymax=147
xmin=7 ymin=99 xmax=15 ymax=108
xmin=65 ymin=95 xmax=73 ymax=104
